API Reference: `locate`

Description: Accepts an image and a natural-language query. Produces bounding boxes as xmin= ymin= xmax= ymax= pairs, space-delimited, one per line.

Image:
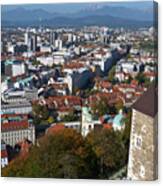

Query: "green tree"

xmin=86 ymin=129 xmax=127 ymax=178
xmin=92 ymin=97 xmax=117 ymax=117
xmin=108 ymin=66 xmax=116 ymax=82
xmin=92 ymin=97 xmax=109 ymax=117
xmin=135 ymin=72 xmax=150 ymax=86
xmin=32 ymin=60 xmax=41 ymax=66
xmin=32 ymin=104 xmax=50 ymax=125
xmin=61 ymin=111 xmax=79 ymax=122
xmin=2 ymin=129 xmax=98 ymax=179
xmin=115 ymin=99 xmax=124 ymax=112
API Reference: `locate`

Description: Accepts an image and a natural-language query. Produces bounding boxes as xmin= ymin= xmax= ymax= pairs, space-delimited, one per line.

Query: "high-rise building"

xmin=30 ymin=35 xmax=37 ymax=52
xmin=24 ymin=32 xmax=29 ymax=46
xmin=49 ymin=31 xmax=58 ymax=45
xmin=55 ymin=39 xmax=62 ymax=50
xmin=127 ymin=84 xmax=158 ymax=180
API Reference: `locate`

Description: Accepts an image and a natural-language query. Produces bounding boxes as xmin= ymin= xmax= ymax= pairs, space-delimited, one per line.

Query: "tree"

xmin=92 ymin=97 xmax=118 ymax=117
xmin=32 ymin=60 xmax=41 ymax=66
xmin=108 ymin=66 xmax=116 ymax=82
xmin=115 ymin=99 xmax=124 ymax=112
xmin=32 ymin=104 xmax=50 ymax=125
xmin=2 ymin=129 xmax=98 ymax=179
xmin=92 ymin=97 xmax=109 ymax=117
xmin=86 ymin=129 xmax=127 ymax=178
xmin=61 ymin=111 xmax=79 ymax=122
xmin=135 ymin=72 xmax=150 ymax=86
xmin=124 ymin=75 xmax=133 ymax=84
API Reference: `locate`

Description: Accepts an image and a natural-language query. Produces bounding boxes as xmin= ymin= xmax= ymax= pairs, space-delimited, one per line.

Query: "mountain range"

xmin=2 ymin=1 xmax=155 ymax=28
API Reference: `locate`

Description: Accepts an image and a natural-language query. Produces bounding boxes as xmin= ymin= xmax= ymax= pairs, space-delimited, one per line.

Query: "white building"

xmin=81 ymin=106 xmax=101 ymax=136
xmin=1 ymin=116 xmax=35 ymax=147
xmin=1 ymin=142 xmax=8 ymax=168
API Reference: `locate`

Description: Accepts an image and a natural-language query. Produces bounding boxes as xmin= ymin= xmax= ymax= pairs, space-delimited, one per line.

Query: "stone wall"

xmin=127 ymin=109 xmax=158 ymax=180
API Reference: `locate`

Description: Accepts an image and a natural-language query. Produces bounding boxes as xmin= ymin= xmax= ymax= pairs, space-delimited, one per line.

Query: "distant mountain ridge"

xmin=2 ymin=3 xmax=154 ymax=28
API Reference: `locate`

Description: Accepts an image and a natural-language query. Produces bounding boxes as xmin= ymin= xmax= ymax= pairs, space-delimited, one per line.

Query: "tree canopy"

xmin=2 ymin=128 xmax=129 ymax=179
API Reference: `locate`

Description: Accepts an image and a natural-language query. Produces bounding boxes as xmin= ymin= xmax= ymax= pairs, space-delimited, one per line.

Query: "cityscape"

xmin=1 ymin=1 xmax=158 ymax=180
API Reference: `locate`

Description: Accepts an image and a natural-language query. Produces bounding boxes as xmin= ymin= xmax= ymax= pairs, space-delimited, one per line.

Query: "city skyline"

xmin=1 ymin=0 xmax=158 ymax=181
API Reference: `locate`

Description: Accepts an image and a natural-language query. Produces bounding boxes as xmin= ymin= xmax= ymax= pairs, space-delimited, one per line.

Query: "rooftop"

xmin=132 ymin=83 xmax=158 ymax=118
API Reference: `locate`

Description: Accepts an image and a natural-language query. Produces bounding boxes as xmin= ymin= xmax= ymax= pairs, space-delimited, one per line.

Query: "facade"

xmin=81 ymin=106 xmax=101 ymax=136
xmin=1 ymin=141 xmax=9 ymax=168
xmin=127 ymin=84 xmax=158 ymax=180
xmin=30 ymin=35 xmax=37 ymax=52
xmin=2 ymin=88 xmax=38 ymax=103
xmin=5 ymin=60 xmax=25 ymax=77
xmin=1 ymin=114 xmax=35 ymax=147
xmin=1 ymin=102 xmax=32 ymax=114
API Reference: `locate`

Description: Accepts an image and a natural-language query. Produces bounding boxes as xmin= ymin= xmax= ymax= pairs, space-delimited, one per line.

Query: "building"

xmin=1 ymin=102 xmax=32 ymax=114
xmin=30 ymin=35 xmax=37 ymax=52
xmin=1 ymin=141 xmax=8 ymax=168
xmin=24 ymin=32 xmax=29 ymax=46
xmin=46 ymin=122 xmax=81 ymax=135
xmin=112 ymin=111 xmax=125 ymax=131
xmin=1 ymin=114 xmax=35 ymax=147
xmin=55 ymin=39 xmax=62 ymax=50
xmin=81 ymin=106 xmax=101 ymax=136
xmin=49 ymin=31 xmax=58 ymax=45
xmin=2 ymin=88 xmax=38 ymax=103
xmin=5 ymin=60 xmax=26 ymax=77
xmin=127 ymin=84 xmax=158 ymax=180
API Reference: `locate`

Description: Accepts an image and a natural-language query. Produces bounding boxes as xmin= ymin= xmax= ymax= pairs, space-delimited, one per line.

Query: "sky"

xmin=2 ymin=0 xmax=153 ymax=13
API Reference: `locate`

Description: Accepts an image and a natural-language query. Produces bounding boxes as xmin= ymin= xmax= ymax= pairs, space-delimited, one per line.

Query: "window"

xmin=135 ymin=136 xmax=142 ymax=148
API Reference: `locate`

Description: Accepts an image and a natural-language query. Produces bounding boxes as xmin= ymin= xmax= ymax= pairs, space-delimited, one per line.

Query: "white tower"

xmin=81 ymin=107 xmax=93 ymax=137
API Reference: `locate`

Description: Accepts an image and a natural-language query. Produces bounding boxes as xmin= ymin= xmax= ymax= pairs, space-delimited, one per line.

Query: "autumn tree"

xmin=86 ymin=129 xmax=127 ymax=178
xmin=32 ymin=104 xmax=56 ymax=125
xmin=92 ymin=97 xmax=117 ymax=117
xmin=2 ymin=128 xmax=98 ymax=179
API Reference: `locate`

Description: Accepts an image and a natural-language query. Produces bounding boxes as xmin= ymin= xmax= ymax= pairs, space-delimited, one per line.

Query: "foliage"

xmin=124 ymin=75 xmax=133 ymax=84
xmin=32 ymin=104 xmax=56 ymax=125
xmin=135 ymin=72 xmax=150 ymax=87
xmin=32 ymin=60 xmax=41 ymax=66
xmin=86 ymin=129 xmax=127 ymax=178
xmin=2 ymin=128 xmax=128 ymax=179
xmin=108 ymin=66 xmax=116 ymax=82
xmin=115 ymin=99 xmax=124 ymax=112
xmin=2 ymin=129 xmax=97 ymax=178
xmin=61 ymin=111 xmax=79 ymax=122
xmin=92 ymin=97 xmax=117 ymax=117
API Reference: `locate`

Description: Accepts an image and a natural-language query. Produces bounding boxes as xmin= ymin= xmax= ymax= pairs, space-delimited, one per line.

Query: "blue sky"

xmin=2 ymin=1 xmax=153 ymax=13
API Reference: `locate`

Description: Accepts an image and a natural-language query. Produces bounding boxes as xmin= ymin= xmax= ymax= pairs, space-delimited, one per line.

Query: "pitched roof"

xmin=132 ymin=83 xmax=158 ymax=118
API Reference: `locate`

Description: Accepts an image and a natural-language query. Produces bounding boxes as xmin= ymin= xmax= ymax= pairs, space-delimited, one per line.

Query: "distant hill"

xmin=1 ymin=2 xmax=154 ymax=28
xmin=2 ymin=7 xmax=58 ymax=22
xmin=73 ymin=5 xmax=153 ymax=21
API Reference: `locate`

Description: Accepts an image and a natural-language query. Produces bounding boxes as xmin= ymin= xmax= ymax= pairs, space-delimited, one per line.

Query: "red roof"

xmin=1 ymin=150 xmax=8 ymax=158
xmin=103 ymin=123 xmax=112 ymax=129
xmin=64 ymin=62 xmax=84 ymax=69
xmin=2 ymin=121 xmax=29 ymax=132
xmin=1 ymin=114 xmax=28 ymax=119
xmin=47 ymin=124 xmax=65 ymax=135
